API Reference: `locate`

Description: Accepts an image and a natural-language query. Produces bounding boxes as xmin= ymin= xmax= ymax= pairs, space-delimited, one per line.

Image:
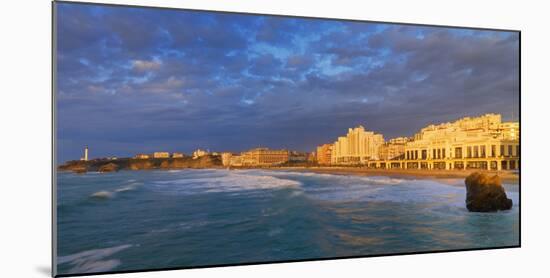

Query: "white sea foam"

xmin=167 ymin=170 xmax=184 ymax=173
xmin=114 ymin=186 xmax=133 ymax=193
xmin=266 ymin=170 xmax=404 ymax=186
xmin=150 ymin=169 xmax=522 ymax=209
xmin=296 ymin=174 xmax=464 ymax=205
xmin=150 ymin=171 xmax=301 ymax=195
xmin=90 ymin=191 xmax=113 ymax=199
xmin=268 ymin=227 xmax=283 ymax=237
xmin=58 ymin=244 xmax=132 ymax=273
xmin=115 ymin=182 xmax=142 ymax=193
xmin=289 ymin=190 xmax=304 ymax=198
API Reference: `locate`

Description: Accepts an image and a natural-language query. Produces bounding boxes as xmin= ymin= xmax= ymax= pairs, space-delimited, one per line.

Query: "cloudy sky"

xmin=55 ymin=2 xmax=519 ymax=162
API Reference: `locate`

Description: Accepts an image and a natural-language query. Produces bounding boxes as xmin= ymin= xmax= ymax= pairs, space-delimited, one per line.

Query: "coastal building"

xmin=192 ymin=149 xmax=209 ymax=159
xmin=172 ymin=152 xmax=184 ymax=158
xmin=229 ymin=154 xmax=243 ymax=166
xmin=316 ymin=144 xmax=332 ymax=165
xmin=221 ymin=152 xmax=233 ymax=166
xmin=331 ymin=126 xmax=385 ymax=165
xmin=307 ymin=152 xmax=317 ymax=163
xmin=153 ymin=152 xmax=170 ymax=158
xmin=375 ymin=114 xmax=520 ymax=171
xmin=378 ymin=137 xmax=409 ymax=161
xmin=289 ymin=151 xmax=308 ymax=162
xmin=134 ymin=154 xmax=150 ymax=159
xmin=241 ymin=148 xmax=289 ymax=166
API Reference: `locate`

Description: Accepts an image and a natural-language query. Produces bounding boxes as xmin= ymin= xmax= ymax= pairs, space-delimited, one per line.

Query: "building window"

xmin=501 ymin=160 xmax=508 ymax=170
xmin=516 ymin=145 xmax=520 ymax=158
xmin=455 ymin=147 xmax=462 ymax=159
xmin=414 ymin=150 xmax=418 ymax=160
xmin=480 ymin=145 xmax=486 ymax=158
xmin=508 ymin=145 xmax=513 ymax=157
xmin=454 ymin=161 xmax=464 ymax=170
xmin=491 ymin=145 xmax=496 ymax=157
xmin=467 ymin=146 xmax=472 ymax=158
xmin=442 ymin=148 xmax=446 ymax=159
xmin=433 ymin=149 xmax=436 ymax=159
xmin=421 ymin=150 xmax=427 ymax=160
xmin=473 ymin=146 xmax=479 ymax=158
xmin=500 ymin=145 xmax=505 ymax=157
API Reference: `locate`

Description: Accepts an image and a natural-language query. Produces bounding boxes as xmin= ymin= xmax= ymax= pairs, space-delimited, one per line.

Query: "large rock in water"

xmin=99 ymin=162 xmax=119 ymax=173
xmin=465 ymin=172 xmax=513 ymax=212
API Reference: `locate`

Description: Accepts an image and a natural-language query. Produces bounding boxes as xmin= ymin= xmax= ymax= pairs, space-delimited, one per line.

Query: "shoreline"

xmin=58 ymin=157 xmax=519 ymax=183
xmin=266 ymin=167 xmax=519 ymax=183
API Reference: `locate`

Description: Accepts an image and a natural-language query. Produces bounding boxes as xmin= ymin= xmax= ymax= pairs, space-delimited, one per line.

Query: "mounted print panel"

xmin=53 ymin=1 xmax=520 ymax=277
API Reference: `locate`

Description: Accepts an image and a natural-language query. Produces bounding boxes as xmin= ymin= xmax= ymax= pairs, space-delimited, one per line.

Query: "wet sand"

xmin=270 ymin=167 xmax=519 ymax=183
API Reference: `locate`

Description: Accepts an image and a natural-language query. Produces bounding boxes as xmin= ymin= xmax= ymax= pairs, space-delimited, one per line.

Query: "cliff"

xmin=58 ymin=155 xmax=223 ymax=173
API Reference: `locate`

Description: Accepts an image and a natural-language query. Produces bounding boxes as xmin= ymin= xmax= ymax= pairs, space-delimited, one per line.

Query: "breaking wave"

xmin=90 ymin=182 xmax=142 ymax=200
xmin=115 ymin=182 xmax=141 ymax=193
xmin=57 ymin=244 xmax=133 ymax=273
xmin=151 ymin=171 xmax=301 ymax=195
xmin=90 ymin=191 xmax=113 ymax=199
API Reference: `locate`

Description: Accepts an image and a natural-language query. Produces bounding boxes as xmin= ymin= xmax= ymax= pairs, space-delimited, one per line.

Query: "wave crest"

xmin=90 ymin=191 xmax=113 ymax=199
xmin=151 ymin=171 xmax=301 ymax=195
xmin=58 ymin=244 xmax=132 ymax=274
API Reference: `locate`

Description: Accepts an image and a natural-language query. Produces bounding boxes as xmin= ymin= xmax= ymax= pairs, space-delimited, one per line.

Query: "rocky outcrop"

xmin=73 ymin=166 xmax=87 ymax=174
xmin=158 ymin=156 xmax=223 ymax=169
xmin=465 ymin=172 xmax=513 ymax=212
xmin=128 ymin=159 xmax=155 ymax=170
xmin=58 ymin=155 xmax=224 ymax=173
xmin=99 ymin=163 xmax=119 ymax=173
xmin=58 ymin=161 xmax=88 ymax=174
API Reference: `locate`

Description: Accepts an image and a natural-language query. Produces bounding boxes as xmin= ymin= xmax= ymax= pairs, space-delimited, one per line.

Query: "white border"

xmin=2 ymin=0 xmax=549 ymax=277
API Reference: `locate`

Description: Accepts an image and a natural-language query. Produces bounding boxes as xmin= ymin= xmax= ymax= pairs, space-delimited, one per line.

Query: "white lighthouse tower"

xmin=84 ymin=146 xmax=89 ymax=161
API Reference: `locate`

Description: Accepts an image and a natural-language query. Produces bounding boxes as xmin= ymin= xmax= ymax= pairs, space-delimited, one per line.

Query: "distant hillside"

xmin=58 ymin=155 xmax=223 ymax=173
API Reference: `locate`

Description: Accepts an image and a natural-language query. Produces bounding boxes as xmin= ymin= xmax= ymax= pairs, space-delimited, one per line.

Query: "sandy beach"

xmin=269 ymin=167 xmax=520 ymax=183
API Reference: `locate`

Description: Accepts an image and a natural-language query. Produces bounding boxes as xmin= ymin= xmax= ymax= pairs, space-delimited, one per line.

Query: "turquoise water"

xmin=56 ymin=169 xmax=519 ymax=275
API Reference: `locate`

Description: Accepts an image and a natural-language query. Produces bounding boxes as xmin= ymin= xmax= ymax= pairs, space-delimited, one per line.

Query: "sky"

xmin=55 ymin=2 xmax=519 ymax=162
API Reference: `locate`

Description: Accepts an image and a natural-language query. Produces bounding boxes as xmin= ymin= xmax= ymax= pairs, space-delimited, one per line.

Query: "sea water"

xmin=56 ymin=169 xmax=519 ymax=275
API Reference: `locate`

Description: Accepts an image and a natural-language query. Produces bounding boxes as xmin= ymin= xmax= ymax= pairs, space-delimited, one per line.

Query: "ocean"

xmin=56 ymin=169 xmax=520 ymax=275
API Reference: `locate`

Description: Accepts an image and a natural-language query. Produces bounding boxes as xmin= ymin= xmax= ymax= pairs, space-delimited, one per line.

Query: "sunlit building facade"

xmin=152 ymin=152 xmax=170 ymax=158
xmin=221 ymin=152 xmax=233 ymax=166
xmin=172 ymin=152 xmax=184 ymax=158
xmin=241 ymin=148 xmax=289 ymax=166
xmin=383 ymin=114 xmax=520 ymax=170
xmin=134 ymin=154 xmax=150 ymax=159
xmin=192 ymin=149 xmax=209 ymax=159
xmin=331 ymin=126 xmax=385 ymax=164
xmin=316 ymin=144 xmax=332 ymax=165
xmin=379 ymin=137 xmax=409 ymax=161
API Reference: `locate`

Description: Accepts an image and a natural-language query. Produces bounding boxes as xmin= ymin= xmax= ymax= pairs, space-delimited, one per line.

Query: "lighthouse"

xmin=84 ymin=146 xmax=89 ymax=161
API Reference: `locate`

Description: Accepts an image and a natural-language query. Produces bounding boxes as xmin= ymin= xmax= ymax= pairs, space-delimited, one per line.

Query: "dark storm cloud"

xmin=55 ymin=3 xmax=519 ymax=162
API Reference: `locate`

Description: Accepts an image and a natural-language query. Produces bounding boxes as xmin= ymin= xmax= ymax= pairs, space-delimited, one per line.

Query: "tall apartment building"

xmin=331 ymin=126 xmax=385 ymax=164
